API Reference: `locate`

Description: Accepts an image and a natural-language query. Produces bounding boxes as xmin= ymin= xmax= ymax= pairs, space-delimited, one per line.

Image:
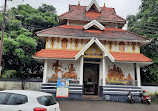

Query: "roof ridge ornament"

xmin=86 ymin=0 xmax=101 ymax=12
xmin=78 ymin=0 xmax=80 ymax=6
xmin=104 ymin=2 xmax=106 ymax=7
xmin=83 ymin=20 xmax=105 ymax=30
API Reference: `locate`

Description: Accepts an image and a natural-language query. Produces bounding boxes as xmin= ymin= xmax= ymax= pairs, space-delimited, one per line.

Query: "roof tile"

xmin=33 ymin=49 xmax=79 ymax=59
xmin=36 ymin=25 xmax=150 ymax=41
xmin=110 ymin=52 xmax=153 ymax=62
xmin=59 ymin=5 xmax=126 ymax=23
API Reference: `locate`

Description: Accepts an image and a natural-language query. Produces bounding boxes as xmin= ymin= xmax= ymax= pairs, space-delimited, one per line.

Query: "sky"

xmin=0 ymin=0 xmax=142 ymax=28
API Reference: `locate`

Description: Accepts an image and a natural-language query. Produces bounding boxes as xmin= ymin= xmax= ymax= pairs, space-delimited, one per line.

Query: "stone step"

xmin=82 ymin=95 xmax=104 ymax=101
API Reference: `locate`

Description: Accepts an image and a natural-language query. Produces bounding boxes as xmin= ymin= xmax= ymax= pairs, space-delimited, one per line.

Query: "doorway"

xmin=83 ymin=63 xmax=99 ymax=95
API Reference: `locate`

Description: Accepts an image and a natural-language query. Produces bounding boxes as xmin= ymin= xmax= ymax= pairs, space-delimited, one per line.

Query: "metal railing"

xmin=46 ymin=77 xmax=80 ymax=84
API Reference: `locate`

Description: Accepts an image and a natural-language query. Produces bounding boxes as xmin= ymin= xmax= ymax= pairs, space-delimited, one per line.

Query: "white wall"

xmin=141 ymin=86 xmax=158 ymax=93
xmin=0 ymin=82 xmax=41 ymax=91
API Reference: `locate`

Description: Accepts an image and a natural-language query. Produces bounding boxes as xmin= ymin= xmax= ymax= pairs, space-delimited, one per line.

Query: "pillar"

xmin=79 ymin=56 xmax=83 ymax=85
xmin=43 ymin=59 xmax=48 ymax=84
xmin=136 ymin=64 xmax=141 ymax=87
xmin=102 ymin=57 xmax=106 ymax=86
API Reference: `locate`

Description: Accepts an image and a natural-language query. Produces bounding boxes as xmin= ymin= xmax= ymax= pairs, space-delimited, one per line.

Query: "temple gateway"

xmin=33 ymin=0 xmax=153 ymax=101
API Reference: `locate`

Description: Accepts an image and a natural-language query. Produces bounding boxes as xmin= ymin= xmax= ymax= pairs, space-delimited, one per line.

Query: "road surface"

xmin=59 ymin=101 xmax=158 ymax=111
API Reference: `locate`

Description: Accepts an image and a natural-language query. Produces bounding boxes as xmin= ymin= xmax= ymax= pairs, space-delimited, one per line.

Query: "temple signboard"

xmin=56 ymin=79 xmax=69 ymax=98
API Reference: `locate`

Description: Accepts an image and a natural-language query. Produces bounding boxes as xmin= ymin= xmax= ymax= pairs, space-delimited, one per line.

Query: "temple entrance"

xmin=83 ymin=63 xmax=99 ymax=95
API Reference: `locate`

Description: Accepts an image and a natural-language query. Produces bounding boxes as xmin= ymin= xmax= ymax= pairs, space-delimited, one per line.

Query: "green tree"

xmin=10 ymin=4 xmax=58 ymax=32
xmin=127 ymin=0 xmax=158 ymax=83
xmin=0 ymin=4 xmax=59 ymax=78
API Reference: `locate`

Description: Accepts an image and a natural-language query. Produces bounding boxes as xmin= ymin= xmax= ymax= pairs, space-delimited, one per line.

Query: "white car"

xmin=0 ymin=90 xmax=60 ymax=111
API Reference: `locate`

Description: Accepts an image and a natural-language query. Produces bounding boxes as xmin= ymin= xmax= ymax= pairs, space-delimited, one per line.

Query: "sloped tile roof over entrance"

xmin=110 ymin=52 xmax=153 ymax=62
xmin=36 ymin=25 xmax=150 ymax=41
xmin=33 ymin=49 xmax=79 ymax=59
xmin=59 ymin=5 xmax=126 ymax=23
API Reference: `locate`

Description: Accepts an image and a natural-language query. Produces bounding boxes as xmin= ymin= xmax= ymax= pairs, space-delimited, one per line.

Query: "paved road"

xmin=59 ymin=101 xmax=158 ymax=111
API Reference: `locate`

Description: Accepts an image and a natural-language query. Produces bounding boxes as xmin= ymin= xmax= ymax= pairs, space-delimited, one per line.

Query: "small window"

xmin=37 ymin=96 xmax=57 ymax=106
xmin=7 ymin=94 xmax=28 ymax=105
xmin=0 ymin=93 xmax=8 ymax=104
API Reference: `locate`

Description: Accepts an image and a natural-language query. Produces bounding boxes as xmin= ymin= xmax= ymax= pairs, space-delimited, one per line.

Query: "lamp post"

xmin=0 ymin=0 xmax=7 ymax=77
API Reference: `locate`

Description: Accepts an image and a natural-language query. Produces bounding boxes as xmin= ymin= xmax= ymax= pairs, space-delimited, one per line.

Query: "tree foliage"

xmin=10 ymin=4 xmax=58 ymax=32
xmin=127 ymin=0 xmax=158 ymax=83
xmin=0 ymin=4 xmax=58 ymax=78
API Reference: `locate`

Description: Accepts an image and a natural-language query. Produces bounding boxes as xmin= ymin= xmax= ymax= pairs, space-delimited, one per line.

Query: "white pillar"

xmin=43 ymin=59 xmax=48 ymax=84
xmin=136 ymin=64 xmax=141 ymax=87
xmin=102 ymin=57 xmax=106 ymax=86
xmin=79 ymin=56 xmax=84 ymax=85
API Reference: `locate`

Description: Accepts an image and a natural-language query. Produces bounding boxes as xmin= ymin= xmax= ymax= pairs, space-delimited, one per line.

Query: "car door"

xmin=0 ymin=93 xmax=28 ymax=111
xmin=36 ymin=95 xmax=60 ymax=111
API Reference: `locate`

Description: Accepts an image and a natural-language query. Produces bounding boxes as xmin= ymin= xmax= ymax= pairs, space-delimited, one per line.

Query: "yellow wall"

xmin=45 ymin=37 xmax=140 ymax=53
xmin=84 ymin=43 xmax=103 ymax=58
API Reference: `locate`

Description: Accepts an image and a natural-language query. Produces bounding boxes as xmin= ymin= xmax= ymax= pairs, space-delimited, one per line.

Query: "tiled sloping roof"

xmin=110 ymin=52 xmax=153 ymax=62
xmin=59 ymin=5 xmax=126 ymax=23
xmin=33 ymin=49 xmax=79 ymax=59
xmin=86 ymin=11 xmax=101 ymax=19
xmin=36 ymin=25 xmax=150 ymax=41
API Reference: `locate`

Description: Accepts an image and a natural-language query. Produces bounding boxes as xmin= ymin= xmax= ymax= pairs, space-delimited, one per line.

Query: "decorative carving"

xmin=48 ymin=60 xmax=64 ymax=82
xmin=84 ymin=43 xmax=103 ymax=58
xmin=131 ymin=42 xmax=136 ymax=52
xmin=119 ymin=42 xmax=125 ymax=52
xmin=61 ymin=38 xmax=68 ymax=49
xmin=62 ymin=64 xmax=78 ymax=83
xmin=106 ymin=65 xmax=133 ymax=85
xmin=74 ymin=39 xmax=79 ymax=50
xmin=57 ymin=37 xmax=60 ymax=49
xmin=126 ymin=73 xmax=134 ymax=85
xmin=48 ymin=60 xmax=78 ymax=83
xmin=108 ymin=41 xmax=113 ymax=52
xmin=70 ymin=38 xmax=73 ymax=49
xmin=51 ymin=38 xmax=55 ymax=48
xmin=81 ymin=39 xmax=83 ymax=49
xmin=104 ymin=40 xmax=106 ymax=48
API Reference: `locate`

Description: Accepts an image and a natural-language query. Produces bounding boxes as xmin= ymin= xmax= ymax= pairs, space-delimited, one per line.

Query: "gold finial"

xmin=78 ymin=0 xmax=80 ymax=6
xmin=104 ymin=2 xmax=106 ymax=7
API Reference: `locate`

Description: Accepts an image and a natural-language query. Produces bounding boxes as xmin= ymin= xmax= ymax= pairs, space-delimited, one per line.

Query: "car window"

xmin=37 ymin=96 xmax=56 ymax=106
xmin=0 ymin=93 xmax=8 ymax=104
xmin=6 ymin=93 xmax=28 ymax=105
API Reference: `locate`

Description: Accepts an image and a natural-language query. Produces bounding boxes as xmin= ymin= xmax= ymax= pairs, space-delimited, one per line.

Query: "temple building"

xmin=33 ymin=0 xmax=153 ymax=101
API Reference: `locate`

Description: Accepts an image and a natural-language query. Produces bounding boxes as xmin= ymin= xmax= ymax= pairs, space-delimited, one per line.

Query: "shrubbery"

xmin=2 ymin=70 xmax=17 ymax=78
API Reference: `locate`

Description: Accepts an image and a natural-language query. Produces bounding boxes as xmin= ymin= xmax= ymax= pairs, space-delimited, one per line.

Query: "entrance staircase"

xmin=82 ymin=95 xmax=104 ymax=101
xmin=41 ymin=83 xmax=83 ymax=100
xmin=101 ymin=85 xmax=142 ymax=102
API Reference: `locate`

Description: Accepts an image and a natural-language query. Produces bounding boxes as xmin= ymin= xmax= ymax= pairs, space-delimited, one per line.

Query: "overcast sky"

xmin=1 ymin=0 xmax=142 ymax=29
xmin=1 ymin=0 xmax=142 ymax=18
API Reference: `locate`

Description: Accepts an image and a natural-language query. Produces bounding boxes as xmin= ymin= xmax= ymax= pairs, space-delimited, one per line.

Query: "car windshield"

xmin=0 ymin=92 xmax=8 ymax=104
xmin=37 ymin=96 xmax=57 ymax=106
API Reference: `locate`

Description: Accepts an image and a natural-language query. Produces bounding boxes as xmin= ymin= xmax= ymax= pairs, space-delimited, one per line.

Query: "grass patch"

xmin=148 ymin=91 xmax=158 ymax=103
